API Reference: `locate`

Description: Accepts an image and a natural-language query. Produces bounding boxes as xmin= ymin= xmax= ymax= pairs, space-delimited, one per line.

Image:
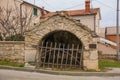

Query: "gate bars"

xmin=35 ymin=41 xmax=83 ymax=70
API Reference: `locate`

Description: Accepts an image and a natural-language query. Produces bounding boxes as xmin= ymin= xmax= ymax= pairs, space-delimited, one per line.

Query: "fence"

xmin=36 ymin=41 xmax=83 ymax=70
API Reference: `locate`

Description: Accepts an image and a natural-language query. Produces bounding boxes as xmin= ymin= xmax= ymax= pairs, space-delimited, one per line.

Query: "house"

xmin=98 ymin=27 xmax=120 ymax=55
xmin=105 ymin=27 xmax=120 ymax=49
xmin=99 ymin=28 xmax=106 ymax=38
xmin=99 ymin=27 xmax=120 ymax=49
xmin=0 ymin=0 xmax=49 ymax=39
xmin=41 ymin=0 xmax=101 ymax=35
xmin=0 ymin=0 xmax=49 ymax=21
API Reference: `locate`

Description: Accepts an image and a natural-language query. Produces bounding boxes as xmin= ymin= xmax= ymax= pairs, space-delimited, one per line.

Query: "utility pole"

xmin=34 ymin=0 xmax=35 ymax=5
xmin=116 ymin=0 xmax=120 ymax=61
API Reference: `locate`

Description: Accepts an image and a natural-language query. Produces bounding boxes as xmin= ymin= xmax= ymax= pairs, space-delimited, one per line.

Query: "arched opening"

xmin=42 ymin=30 xmax=83 ymax=48
xmin=37 ymin=30 xmax=84 ymax=70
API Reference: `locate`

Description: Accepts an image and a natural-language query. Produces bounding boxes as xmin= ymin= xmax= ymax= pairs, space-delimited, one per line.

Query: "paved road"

xmin=0 ymin=69 xmax=120 ymax=80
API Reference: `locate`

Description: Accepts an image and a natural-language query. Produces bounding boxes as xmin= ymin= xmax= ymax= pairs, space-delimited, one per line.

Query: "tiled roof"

xmin=106 ymin=27 xmax=120 ymax=35
xmin=41 ymin=8 xmax=100 ymax=18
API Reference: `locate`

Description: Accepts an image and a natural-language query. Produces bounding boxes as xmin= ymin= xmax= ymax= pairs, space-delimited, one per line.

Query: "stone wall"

xmin=25 ymin=13 xmax=99 ymax=70
xmin=0 ymin=41 xmax=25 ymax=63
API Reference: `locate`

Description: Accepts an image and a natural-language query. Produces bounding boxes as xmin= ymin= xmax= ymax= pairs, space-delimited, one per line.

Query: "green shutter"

xmin=33 ymin=8 xmax=37 ymax=16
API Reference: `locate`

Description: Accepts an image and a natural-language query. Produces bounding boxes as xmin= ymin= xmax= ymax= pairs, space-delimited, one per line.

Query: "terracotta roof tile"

xmin=41 ymin=8 xmax=100 ymax=19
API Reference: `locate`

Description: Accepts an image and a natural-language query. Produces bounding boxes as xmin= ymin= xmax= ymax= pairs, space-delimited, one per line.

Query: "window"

xmin=33 ymin=8 xmax=37 ymax=16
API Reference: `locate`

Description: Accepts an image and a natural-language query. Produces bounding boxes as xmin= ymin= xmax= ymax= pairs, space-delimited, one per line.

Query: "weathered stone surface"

xmin=24 ymin=13 xmax=98 ymax=70
xmin=25 ymin=50 xmax=36 ymax=63
xmin=83 ymin=60 xmax=98 ymax=71
xmin=83 ymin=51 xmax=90 ymax=60
xmin=89 ymin=50 xmax=98 ymax=60
xmin=0 ymin=41 xmax=25 ymax=63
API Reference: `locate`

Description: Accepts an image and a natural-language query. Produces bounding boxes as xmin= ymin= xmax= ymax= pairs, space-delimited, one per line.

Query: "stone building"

xmin=0 ymin=0 xmax=99 ymax=71
xmin=98 ymin=27 xmax=120 ymax=55
xmin=25 ymin=13 xmax=98 ymax=70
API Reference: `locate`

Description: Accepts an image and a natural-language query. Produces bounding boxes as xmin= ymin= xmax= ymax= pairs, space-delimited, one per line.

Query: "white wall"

xmin=21 ymin=3 xmax=42 ymax=26
xmin=72 ymin=15 xmax=95 ymax=31
xmin=0 ymin=0 xmax=43 ymax=35
xmin=95 ymin=11 xmax=101 ymax=34
xmin=72 ymin=13 xmax=100 ymax=35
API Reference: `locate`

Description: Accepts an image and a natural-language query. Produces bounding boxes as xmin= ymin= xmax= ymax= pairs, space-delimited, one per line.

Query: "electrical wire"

xmin=41 ymin=0 xmax=57 ymax=10
xmin=95 ymin=0 xmax=115 ymax=11
xmin=62 ymin=0 xmax=96 ymax=11
xmin=37 ymin=0 xmax=117 ymax=12
xmin=62 ymin=3 xmax=84 ymax=10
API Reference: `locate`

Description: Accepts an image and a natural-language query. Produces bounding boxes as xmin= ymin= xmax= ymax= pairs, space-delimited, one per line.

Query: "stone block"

xmin=25 ymin=44 xmax=36 ymax=50
xmin=92 ymin=38 xmax=98 ymax=43
xmin=89 ymin=50 xmax=98 ymax=60
xmin=83 ymin=60 xmax=98 ymax=71
xmin=25 ymin=50 xmax=37 ymax=63
xmin=84 ymin=45 xmax=89 ymax=50
xmin=14 ymin=44 xmax=24 ymax=50
xmin=25 ymin=36 xmax=33 ymax=42
xmin=83 ymin=51 xmax=90 ymax=60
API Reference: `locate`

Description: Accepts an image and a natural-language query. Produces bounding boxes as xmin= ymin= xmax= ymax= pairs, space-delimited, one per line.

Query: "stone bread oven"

xmin=25 ymin=13 xmax=98 ymax=70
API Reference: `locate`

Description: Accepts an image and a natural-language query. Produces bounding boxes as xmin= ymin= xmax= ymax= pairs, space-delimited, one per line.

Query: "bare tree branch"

xmin=0 ymin=1 xmax=37 ymax=41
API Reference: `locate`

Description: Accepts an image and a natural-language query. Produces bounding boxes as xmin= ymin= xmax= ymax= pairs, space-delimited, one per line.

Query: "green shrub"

xmin=99 ymin=59 xmax=120 ymax=69
xmin=0 ymin=61 xmax=24 ymax=67
xmin=5 ymin=34 xmax=24 ymax=41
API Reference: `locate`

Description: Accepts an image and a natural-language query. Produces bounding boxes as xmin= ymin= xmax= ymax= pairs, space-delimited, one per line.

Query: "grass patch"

xmin=99 ymin=59 xmax=120 ymax=69
xmin=0 ymin=61 xmax=24 ymax=67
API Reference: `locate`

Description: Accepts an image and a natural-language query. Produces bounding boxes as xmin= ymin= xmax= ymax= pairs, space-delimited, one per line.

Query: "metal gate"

xmin=36 ymin=41 xmax=83 ymax=70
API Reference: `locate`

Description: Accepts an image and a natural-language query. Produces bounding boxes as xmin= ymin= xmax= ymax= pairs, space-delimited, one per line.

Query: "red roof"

xmin=106 ymin=27 xmax=120 ymax=35
xmin=41 ymin=8 xmax=100 ymax=19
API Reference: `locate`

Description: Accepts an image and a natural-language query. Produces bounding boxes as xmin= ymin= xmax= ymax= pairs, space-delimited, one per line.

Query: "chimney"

xmin=85 ymin=0 xmax=90 ymax=13
xmin=41 ymin=7 xmax=45 ymax=16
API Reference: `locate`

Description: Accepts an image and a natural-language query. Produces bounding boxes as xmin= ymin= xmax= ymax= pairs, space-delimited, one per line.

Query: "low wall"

xmin=0 ymin=41 xmax=25 ymax=63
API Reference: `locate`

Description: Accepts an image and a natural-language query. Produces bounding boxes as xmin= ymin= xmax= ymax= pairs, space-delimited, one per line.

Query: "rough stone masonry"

xmin=25 ymin=13 xmax=99 ymax=70
xmin=0 ymin=41 xmax=24 ymax=63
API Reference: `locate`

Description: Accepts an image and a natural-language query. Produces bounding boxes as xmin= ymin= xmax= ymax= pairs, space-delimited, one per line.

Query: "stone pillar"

xmin=83 ymin=37 xmax=99 ymax=71
xmin=24 ymin=36 xmax=37 ymax=66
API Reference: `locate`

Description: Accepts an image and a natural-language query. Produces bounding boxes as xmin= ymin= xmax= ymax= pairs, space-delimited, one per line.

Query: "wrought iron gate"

xmin=36 ymin=41 xmax=83 ymax=70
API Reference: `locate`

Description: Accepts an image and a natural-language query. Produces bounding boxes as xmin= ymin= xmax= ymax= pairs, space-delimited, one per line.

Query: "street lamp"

xmin=116 ymin=0 xmax=120 ymax=61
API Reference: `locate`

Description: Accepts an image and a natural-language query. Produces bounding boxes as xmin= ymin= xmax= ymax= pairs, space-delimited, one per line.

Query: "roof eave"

xmin=70 ymin=13 xmax=97 ymax=16
xmin=22 ymin=1 xmax=50 ymax=12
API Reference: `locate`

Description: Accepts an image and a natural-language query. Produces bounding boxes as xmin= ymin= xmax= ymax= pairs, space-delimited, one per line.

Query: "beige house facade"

xmin=0 ymin=0 xmax=49 ymax=22
xmin=0 ymin=0 xmax=49 ymax=39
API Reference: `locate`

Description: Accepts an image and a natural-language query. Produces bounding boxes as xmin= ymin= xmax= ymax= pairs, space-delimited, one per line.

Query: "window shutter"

xmin=33 ymin=8 xmax=37 ymax=16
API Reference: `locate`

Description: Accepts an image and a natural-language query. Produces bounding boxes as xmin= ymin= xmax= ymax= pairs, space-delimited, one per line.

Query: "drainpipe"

xmin=94 ymin=15 xmax=96 ymax=33
xmin=105 ymin=27 xmax=107 ymax=38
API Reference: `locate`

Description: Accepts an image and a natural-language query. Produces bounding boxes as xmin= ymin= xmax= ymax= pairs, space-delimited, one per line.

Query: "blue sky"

xmin=25 ymin=0 xmax=119 ymax=28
